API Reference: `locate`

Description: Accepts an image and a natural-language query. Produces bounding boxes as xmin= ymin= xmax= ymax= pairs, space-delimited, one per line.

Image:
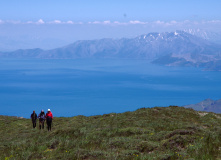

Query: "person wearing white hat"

xmin=46 ymin=109 xmax=53 ymax=131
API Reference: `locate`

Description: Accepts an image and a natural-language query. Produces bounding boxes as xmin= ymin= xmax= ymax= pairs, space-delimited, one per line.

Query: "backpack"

xmin=39 ymin=113 xmax=45 ymax=120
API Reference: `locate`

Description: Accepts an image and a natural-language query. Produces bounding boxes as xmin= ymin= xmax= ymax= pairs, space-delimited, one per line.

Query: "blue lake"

xmin=0 ymin=59 xmax=221 ymax=118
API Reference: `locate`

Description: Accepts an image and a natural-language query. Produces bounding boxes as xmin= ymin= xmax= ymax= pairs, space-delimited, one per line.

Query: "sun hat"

xmin=48 ymin=109 xmax=51 ymax=111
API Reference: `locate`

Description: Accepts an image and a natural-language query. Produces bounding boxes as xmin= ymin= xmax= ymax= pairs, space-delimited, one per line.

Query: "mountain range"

xmin=184 ymin=99 xmax=221 ymax=113
xmin=1 ymin=30 xmax=221 ymax=70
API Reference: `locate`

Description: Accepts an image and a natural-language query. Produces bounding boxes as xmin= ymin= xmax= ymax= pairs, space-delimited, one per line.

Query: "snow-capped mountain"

xmin=38 ymin=30 xmax=220 ymax=59
xmin=184 ymin=29 xmax=221 ymax=44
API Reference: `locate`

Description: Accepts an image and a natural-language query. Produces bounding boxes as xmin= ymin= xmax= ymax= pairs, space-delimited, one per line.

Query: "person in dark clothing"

xmin=38 ymin=110 xmax=46 ymax=129
xmin=45 ymin=109 xmax=53 ymax=131
xmin=30 ymin=110 xmax=37 ymax=128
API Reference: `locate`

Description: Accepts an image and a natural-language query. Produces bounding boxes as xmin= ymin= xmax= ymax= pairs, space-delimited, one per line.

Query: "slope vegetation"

xmin=1 ymin=106 xmax=221 ymax=160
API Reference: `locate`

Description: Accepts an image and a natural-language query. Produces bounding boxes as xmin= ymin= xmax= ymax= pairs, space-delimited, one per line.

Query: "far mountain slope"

xmin=184 ymin=99 xmax=221 ymax=113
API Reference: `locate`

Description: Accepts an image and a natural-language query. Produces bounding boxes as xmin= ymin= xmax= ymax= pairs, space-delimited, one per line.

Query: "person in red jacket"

xmin=45 ymin=109 xmax=53 ymax=131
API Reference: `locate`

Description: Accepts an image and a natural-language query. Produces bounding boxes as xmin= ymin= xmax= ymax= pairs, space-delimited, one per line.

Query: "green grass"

xmin=1 ymin=106 xmax=221 ymax=160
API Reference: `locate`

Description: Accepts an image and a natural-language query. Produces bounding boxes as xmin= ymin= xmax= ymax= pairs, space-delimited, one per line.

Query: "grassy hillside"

xmin=1 ymin=106 xmax=221 ymax=160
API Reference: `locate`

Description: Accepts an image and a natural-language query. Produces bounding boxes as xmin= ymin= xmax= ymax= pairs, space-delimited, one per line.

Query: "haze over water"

xmin=1 ymin=59 xmax=220 ymax=118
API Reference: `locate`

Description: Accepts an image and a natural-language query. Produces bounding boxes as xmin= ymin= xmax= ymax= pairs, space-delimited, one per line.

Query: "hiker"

xmin=30 ymin=110 xmax=37 ymax=128
xmin=46 ymin=109 xmax=53 ymax=131
xmin=38 ymin=110 xmax=46 ymax=129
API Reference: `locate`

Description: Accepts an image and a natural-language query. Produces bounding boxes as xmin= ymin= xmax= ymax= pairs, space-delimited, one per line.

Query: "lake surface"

xmin=0 ymin=59 xmax=221 ymax=118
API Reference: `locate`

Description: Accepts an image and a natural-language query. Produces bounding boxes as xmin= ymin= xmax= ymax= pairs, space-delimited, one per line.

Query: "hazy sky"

xmin=1 ymin=0 xmax=221 ymax=21
xmin=0 ymin=0 xmax=221 ymax=50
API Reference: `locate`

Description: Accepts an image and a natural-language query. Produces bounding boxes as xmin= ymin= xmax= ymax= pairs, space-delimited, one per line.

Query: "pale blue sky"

xmin=1 ymin=0 xmax=221 ymax=21
xmin=0 ymin=0 xmax=221 ymax=50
